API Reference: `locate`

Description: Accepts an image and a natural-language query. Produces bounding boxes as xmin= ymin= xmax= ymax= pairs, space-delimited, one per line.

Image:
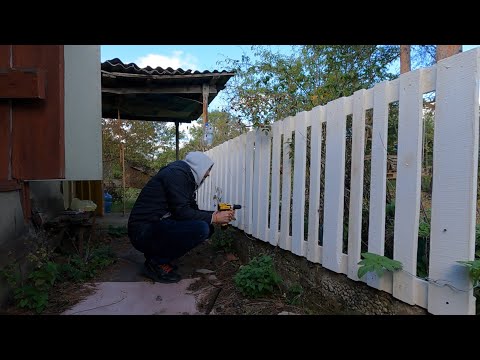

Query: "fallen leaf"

xmin=225 ymin=253 xmax=238 ymax=261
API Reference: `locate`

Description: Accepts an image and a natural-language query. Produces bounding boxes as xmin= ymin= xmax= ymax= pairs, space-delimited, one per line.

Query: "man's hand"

xmin=213 ymin=210 xmax=235 ymax=225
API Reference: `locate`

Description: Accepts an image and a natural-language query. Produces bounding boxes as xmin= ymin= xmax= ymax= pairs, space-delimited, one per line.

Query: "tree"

xmin=102 ymin=118 xmax=184 ymax=180
xmin=180 ymin=110 xmax=247 ymax=157
xmin=400 ymin=45 xmax=411 ymax=74
xmin=436 ymin=45 xmax=462 ymax=61
xmin=400 ymin=45 xmax=462 ymax=75
xmin=219 ymin=45 xmax=399 ymax=128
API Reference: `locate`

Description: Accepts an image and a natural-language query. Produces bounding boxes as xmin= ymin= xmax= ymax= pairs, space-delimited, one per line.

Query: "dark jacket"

xmin=128 ymin=160 xmax=213 ymax=232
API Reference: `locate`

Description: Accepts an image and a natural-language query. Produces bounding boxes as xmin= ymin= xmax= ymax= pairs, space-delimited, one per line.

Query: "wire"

xmin=243 ymin=232 xmax=257 ymax=241
xmin=68 ymin=291 xmax=127 ymax=315
xmin=399 ymin=269 xmax=479 ymax=293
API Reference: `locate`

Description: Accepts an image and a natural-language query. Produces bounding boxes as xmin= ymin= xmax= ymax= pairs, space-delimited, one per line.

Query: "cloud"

xmin=135 ymin=51 xmax=198 ymax=70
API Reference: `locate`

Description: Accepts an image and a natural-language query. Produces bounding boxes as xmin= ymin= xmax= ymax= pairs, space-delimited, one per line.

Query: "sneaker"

xmin=143 ymin=260 xmax=181 ymax=283
xmin=146 ymin=259 xmax=178 ymax=271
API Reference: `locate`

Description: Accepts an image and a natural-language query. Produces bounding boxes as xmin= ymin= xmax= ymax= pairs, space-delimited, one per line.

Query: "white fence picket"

xmin=347 ymin=89 xmax=367 ymax=281
xmin=427 ymin=48 xmax=479 ymax=315
xmin=231 ymin=136 xmax=240 ymax=228
xmin=204 ymin=148 xmax=212 ymax=209
xmin=279 ymin=116 xmax=294 ymax=251
xmin=198 ymin=149 xmax=206 ymax=209
xmin=269 ymin=121 xmax=282 ymax=246
xmin=252 ymin=131 xmax=262 ymax=238
xmin=212 ymin=146 xmax=222 ymax=211
xmin=366 ymin=81 xmax=394 ymax=292
xmin=322 ymin=97 xmax=347 ymax=273
xmin=255 ymin=130 xmax=271 ymax=241
xmin=223 ymin=141 xmax=230 ymax=204
xmin=393 ymin=69 xmax=424 ymax=305
xmin=238 ymin=134 xmax=247 ymax=230
xmin=244 ymin=131 xmax=255 ymax=234
xmin=307 ymin=106 xmax=324 ymax=263
xmin=292 ymin=112 xmax=308 ymax=256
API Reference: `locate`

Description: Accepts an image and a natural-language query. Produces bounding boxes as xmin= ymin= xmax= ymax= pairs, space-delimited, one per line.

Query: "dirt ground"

xmin=2 ymin=228 xmax=308 ymax=315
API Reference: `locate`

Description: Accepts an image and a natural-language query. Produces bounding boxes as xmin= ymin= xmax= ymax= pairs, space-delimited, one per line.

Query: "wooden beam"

xmin=121 ymin=143 xmax=126 ymax=217
xmin=0 ymin=180 xmax=21 ymax=192
xmin=0 ymin=68 xmax=46 ymax=99
xmin=175 ymin=121 xmax=179 ymax=161
xmin=202 ymin=84 xmax=209 ymax=149
xmin=101 ymin=70 xmax=235 ymax=81
xmin=202 ymin=84 xmax=209 ymax=125
xmin=102 ymin=85 xmax=217 ymax=95
xmin=103 ymin=108 xmax=193 ymax=119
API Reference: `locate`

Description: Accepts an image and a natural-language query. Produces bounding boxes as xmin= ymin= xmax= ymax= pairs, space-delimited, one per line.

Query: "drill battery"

xmin=217 ymin=203 xmax=242 ymax=211
xmin=217 ymin=203 xmax=242 ymax=229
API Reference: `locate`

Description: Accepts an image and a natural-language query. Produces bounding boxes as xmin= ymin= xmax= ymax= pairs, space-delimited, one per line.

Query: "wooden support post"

xmin=202 ymin=83 xmax=209 ymax=150
xmin=121 ymin=142 xmax=126 ymax=216
xmin=175 ymin=121 xmax=179 ymax=160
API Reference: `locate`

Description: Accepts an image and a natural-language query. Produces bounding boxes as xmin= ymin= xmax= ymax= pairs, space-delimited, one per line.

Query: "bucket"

xmin=104 ymin=191 xmax=113 ymax=213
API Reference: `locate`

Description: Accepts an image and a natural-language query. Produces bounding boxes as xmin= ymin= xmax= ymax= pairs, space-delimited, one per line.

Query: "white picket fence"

xmin=197 ymin=48 xmax=480 ymax=315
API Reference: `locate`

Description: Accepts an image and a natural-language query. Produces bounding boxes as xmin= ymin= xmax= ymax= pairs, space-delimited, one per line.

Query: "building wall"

xmin=30 ymin=181 xmax=65 ymax=220
xmin=0 ymin=191 xmax=27 ymax=307
xmin=64 ymin=45 xmax=102 ymax=180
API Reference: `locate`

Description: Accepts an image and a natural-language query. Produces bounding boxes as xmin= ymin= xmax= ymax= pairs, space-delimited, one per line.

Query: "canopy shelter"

xmin=101 ymin=58 xmax=235 ymax=159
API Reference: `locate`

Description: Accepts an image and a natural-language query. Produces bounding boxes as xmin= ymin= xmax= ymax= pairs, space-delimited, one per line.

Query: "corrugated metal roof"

xmin=101 ymin=58 xmax=233 ymax=76
xmin=100 ymin=58 xmax=235 ymax=123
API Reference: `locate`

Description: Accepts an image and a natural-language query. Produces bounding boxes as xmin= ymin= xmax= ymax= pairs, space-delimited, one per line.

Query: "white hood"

xmin=183 ymin=151 xmax=214 ymax=187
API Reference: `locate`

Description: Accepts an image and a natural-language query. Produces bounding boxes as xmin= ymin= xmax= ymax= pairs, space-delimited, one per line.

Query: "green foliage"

xmin=286 ymin=283 xmax=304 ymax=305
xmin=107 ymin=225 xmax=128 ymax=238
xmin=418 ymin=221 xmax=430 ymax=238
xmin=103 ymin=118 xmax=182 ymax=183
xmin=210 ymin=227 xmax=234 ymax=252
xmin=456 ymin=260 xmax=480 ymax=287
xmin=182 ymin=111 xmax=247 ymax=154
xmin=111 ymin=187 xmax=141 ymax=212
xmin=59 ymin=245 xmax=116 ymax=283
xmin=475 ymin=224 xmax=480 ymax=258
xmin=234 ymin=255 xmax=282 ymax=298
xmin=357 ymin=252 xmax=403 ymax=279
xmin=385 ymin=201 xmax=396 ymax=219
xmin=219 ymin=45 xmax=398 ymax=128
xmin=1 ymin=261 xmax=59 ymax=313
xmin=421 ymin=175 xmax=433 ymax=193
xmin=2 ymin=241 xmax=116 ymax=313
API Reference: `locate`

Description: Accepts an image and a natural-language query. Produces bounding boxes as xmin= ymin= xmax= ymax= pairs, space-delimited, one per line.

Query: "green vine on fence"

xmin=456 ymin=260 xmax=480 ymax=288
xmin=357 ymin=252 xmax=403 ymax=279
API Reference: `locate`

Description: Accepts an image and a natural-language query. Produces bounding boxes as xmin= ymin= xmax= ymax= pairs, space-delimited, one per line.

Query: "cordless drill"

xmin=217 ymin=203 xmax=242 ymax=228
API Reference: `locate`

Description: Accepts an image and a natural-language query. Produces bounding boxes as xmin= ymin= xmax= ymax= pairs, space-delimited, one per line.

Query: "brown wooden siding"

xmin=11 ymin=45 xmax=65 ymax=180
xmin=0 ymin=46 xmax=11 ymax=181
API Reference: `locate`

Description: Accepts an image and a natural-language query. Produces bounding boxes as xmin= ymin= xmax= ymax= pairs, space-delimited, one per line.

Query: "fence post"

xmin=428 ymin=49 xmax=479 ymax=315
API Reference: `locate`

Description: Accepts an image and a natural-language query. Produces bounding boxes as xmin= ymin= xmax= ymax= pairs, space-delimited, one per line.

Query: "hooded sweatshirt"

xmin=183 ymin=151 xmax=214 ymax=187
xmin=128 ymin=152 xmax=215 ymax=232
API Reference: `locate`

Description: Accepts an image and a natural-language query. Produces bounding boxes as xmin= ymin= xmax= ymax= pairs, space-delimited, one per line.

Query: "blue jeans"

xmin=129 ymin=219 xmax=214 ymax=265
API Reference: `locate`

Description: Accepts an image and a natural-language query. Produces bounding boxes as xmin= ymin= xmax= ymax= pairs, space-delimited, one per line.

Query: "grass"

xmin=111 ymin=200 xmax=136 ymax=213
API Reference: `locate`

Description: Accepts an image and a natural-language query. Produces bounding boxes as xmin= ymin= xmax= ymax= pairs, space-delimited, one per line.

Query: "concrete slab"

xmin=63 ymin=279 xmax=203 ymax=315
